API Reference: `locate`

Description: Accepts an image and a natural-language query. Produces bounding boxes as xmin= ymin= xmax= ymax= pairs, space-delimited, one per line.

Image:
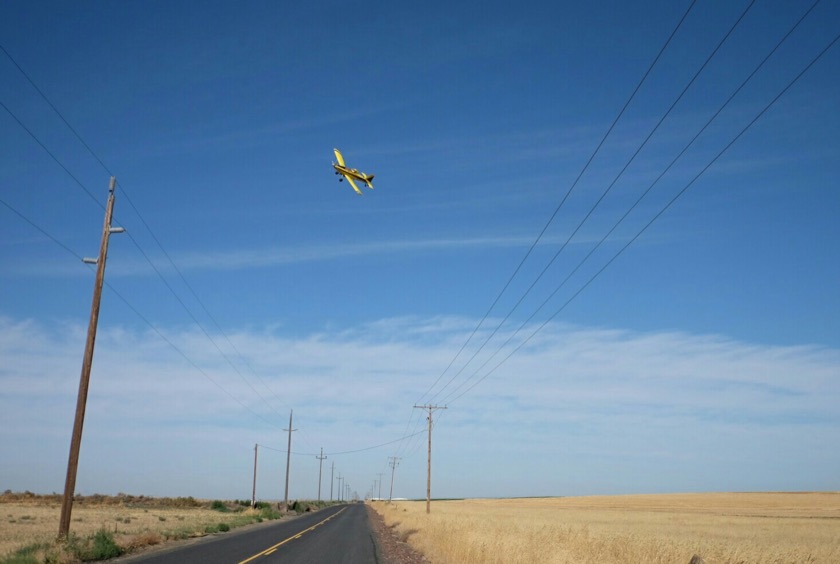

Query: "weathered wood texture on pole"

xmin=58 ymin=177 xmax=118 ymax=539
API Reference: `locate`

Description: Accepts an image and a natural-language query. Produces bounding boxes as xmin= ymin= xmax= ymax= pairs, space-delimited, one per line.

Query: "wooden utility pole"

xmin=251 ymin=444 xmax=259 ymax=509
xmin=388 ymin=456 xmax=400 ymax=503
xmin=283 ymin=410 xmax=297 ymax=507
xmin=58 ymin=177 xmax=123 ymax=539
xmin=330 ymin=461 xmax=335 ymax=500
xmin=377 ymin=472 xmax=384 ymax=500
xmin=414 ymin=405 xmax=447 ymax=514
xmin=316 ymin=448 xmax=327 ymax=501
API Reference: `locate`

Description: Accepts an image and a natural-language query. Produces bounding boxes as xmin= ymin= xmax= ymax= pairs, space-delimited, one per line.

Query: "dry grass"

xmin=370 ymin=493 xmax=840 ymax=563
xmin=0 ymin=495 xmax=271 ymax=561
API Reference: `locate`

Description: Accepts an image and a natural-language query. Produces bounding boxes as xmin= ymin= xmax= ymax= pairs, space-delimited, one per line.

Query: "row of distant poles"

xmin=56 ymin=179 xmax=447 ymax=539
xmin=249 ymin=411 xmax=365 ymax=509
xmin=249 ymin=409 xmax=408 ymax=510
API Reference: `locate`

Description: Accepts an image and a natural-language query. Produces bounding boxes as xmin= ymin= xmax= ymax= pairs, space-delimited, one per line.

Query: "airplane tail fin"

xmin=365 ymin=174 xmax=374 ymax=189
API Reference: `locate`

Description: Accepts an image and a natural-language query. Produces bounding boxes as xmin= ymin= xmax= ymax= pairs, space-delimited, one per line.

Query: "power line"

xmin=1 ymin=119 xmax=288 ymax=430
xmin=116 ymin=186 xmax=300 ymax=428
xmin=0 ymin=100 xmax=103 ymax=209
xmin=103 ymin=280 xmax=285 ymax=429
xmin=0 ymin=43 xmax=115 ymax=177
xmin=445 ymin=25 xmax=840 ymax=406
xmin=0 ymin=197 xmax=84 ymax=261
xmin=256 ymin=426 xmax=426 ymax=457
xmin=119 ymin=226 xmax=290 ymax=425
xmin=2 ymin=44 xmax=296 ymax=430
xmin=439 ymin=0 xmax=823 ymax=407
xmin=325 ymin=428 xmax=427 ymax=456
xmin=435 ymin=0 xmax=760 ymax=405
xmin=414 ymin=0 xmax=700 ymax=409
xmin=1 ymin=185 xmax=288 ymax=431
xmin=389 ymin=0 xmax=703 ymax=464
xmin=1 ymin=193 xmax=288 ymax=431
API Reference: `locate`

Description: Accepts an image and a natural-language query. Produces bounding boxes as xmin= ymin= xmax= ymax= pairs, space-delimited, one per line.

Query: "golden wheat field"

xmin=370 ymin=493 xmax=840 ymax=564
xmin=0 ymin=494 xmax=261 ymax=560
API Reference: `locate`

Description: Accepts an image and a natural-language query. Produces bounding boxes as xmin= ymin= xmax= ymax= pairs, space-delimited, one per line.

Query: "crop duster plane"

xmin=332 ymin=148 xmax=374 ymax=195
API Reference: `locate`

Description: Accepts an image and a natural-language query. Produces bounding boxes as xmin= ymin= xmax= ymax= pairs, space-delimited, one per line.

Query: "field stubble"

xmin=0 ymin=495 xmax=271 ymax=561
xmin=370 ymin=493 xmax=840 ymax=563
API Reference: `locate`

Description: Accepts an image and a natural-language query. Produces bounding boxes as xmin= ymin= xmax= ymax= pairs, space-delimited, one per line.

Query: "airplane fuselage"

xmin=333 ymin=164 xmax=373 ymax=184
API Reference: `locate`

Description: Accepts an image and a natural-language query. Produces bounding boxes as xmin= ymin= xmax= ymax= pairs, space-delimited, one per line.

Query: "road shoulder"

xmin=366 ymin=504 xmax=428 ymax=564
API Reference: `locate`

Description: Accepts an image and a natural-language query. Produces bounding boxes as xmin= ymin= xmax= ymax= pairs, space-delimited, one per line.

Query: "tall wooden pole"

xmin=316 ymin=448 xmax=327 ymax=501
xmin=283 ymin=410 xmax=296 ymax=507
xmin=414 ymin=405 xmax=447 ymax=514
xmin=59 ymin=177 xmax=120 ymax=539
xmin=330 ymin=461 xmax=335 ymax=501
xmin=251 ymin=443 xmax=259 ymax=509
xmin=388 ymin=456 xmax=399 ymax=503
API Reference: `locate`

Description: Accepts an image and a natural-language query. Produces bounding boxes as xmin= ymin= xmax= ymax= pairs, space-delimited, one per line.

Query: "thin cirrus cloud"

xmin=2 ymin=314 xmax=838 ymax=497
xmin=112 ymin=234 xmax=591 ymax=275
xmin=7 ymin=231 xmax=606 ymax=278
xmin=4 ymin=314 xmax=837 ymax=430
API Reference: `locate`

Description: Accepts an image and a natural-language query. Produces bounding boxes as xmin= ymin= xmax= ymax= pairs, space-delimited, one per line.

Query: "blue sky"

xmin=1 ymin=0 xmax=839 ymax=502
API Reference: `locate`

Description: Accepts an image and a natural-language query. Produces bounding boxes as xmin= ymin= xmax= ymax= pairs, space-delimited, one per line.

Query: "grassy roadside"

xmin=1 ymin=493 xmax=338 ymax=564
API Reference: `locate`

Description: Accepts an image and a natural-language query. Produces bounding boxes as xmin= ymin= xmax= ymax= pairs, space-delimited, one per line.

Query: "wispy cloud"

xmin=2 ymin=314 xmax=838 ymax=499
xmin=7 ymin=232 xmax=605 ymax=277
xmin=129 ymin=102 xmax=409 ymax=161
xmin=175 ymin=236 xmax=537 ymax=271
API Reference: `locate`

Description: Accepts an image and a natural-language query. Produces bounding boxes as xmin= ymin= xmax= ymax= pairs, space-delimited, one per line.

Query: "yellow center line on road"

xmin=237 ymin=507 xmax=347 ymax=564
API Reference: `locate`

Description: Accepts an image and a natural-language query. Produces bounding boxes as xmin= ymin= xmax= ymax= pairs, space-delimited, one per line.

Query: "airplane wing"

xmin=333 ymin=148 xmax=345 ymax=167
xmin=344 ymin=175 xmax=363 ymax=195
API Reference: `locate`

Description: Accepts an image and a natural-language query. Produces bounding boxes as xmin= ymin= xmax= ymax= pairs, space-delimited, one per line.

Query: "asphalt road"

xmin=118 ymin=504 xmax=379 ymax=564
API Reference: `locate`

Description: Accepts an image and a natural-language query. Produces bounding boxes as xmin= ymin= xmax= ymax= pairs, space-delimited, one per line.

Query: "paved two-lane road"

xmin=118 ymin=504 xmax=379 ymax=564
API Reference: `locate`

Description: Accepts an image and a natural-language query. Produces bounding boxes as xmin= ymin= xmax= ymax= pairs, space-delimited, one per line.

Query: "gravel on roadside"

xmin=366 ymin=504 xmax=429 ymax=564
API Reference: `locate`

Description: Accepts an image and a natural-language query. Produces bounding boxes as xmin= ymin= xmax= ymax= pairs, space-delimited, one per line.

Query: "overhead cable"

xmin=446 ymin=26 xmax=840 ymax=406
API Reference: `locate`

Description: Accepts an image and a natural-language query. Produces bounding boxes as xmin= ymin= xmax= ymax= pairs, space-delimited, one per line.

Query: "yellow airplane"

xmin=332 ymin=148 xmax=374 ymax=195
